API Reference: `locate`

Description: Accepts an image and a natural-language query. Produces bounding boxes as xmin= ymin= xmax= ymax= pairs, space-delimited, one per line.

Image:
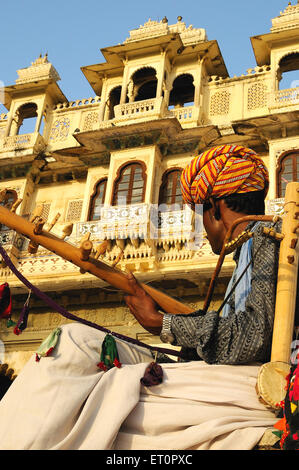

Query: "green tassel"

xmin=97 ymin=334 xmax=121 ymax=371
xmin=6 ymin=317 xmax=16 ymax=328
xmin=35 ymin=327 xmax=62 ymax=362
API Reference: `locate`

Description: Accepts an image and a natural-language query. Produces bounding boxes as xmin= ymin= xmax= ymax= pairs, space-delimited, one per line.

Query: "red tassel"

xmin=46 ymin=347 xmax=54 ymax=357
xmin=113 ymin=358 xmax=122 ymax=369
xmin=35 ymin=354 xmax=40 ymax=362
xmin=97 ymin=361 xmax=108 ymax=372
xmin=0 ymin=283 xmax=12 ymax=319
xmin=13 ymin=326 xmax=22 ymax=336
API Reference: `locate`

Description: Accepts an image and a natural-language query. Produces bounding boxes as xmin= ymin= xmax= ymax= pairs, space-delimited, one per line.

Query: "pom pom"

xmin=140 ymin=362 xmax=163 ymax=387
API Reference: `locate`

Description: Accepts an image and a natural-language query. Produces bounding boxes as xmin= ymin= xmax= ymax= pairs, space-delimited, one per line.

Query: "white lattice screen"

xmin=65 ymin=199 xmax=83 ymax=222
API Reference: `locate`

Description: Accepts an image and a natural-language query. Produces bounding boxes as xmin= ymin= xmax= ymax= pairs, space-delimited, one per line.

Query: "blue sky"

xmin=0 ymin=0 xmax=291 ymax=113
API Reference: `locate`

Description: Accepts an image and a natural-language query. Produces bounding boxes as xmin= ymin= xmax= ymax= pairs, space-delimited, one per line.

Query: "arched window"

xmin=89 ymin=178 xmax=107 ymax=220
xmin=159 ymin=169 xmax=183 ymax=208
xmin=129 ymin=67 xmax=157 ymax=102
xmin=112 ymin=163 xmax=146 ymax=205
xmin=277 ymin=152 xmax=299 ymax=197
xmin=169 ymin=74 xmax=195 ymax=108
xmin=278 ymin=53 xmax=299 ymax=90
xmin=0 ymin=190 xmax=18 ymax=230
xmin=107 ymin=86 xmax=121 ymax=120
xmin=12 ymin=103 xmax=38 ymax=136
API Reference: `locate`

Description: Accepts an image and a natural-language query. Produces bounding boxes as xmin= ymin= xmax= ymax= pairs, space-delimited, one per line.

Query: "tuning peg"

xmin=94 ymin=241 xmax=108 ymax=259
xmin=28 ymin=240 xmax=39 ymax=254
xmin=30 ymin=206 xmax=43 ymax=223
xmin=80 ymin=240 xmax=93 ymax=262
xmin=61 ymin=223 xmax=73 ymax=240
xmin=46 ymin=213 xmax=61 ymax=232
xmin=33 ymin=217 xmax=45 ymax=235
xmin=10 ymin=198 xmax=23 ymax=213
xmin=112 ymin=249 xmax=124 ymax=267
xmin=263 ymin=227 xmax=285 ymax=241
xmin=80 ymin=232 xmax=91 ymax=244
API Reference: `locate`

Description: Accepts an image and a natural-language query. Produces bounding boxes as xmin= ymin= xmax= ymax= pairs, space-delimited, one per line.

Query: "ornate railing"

xmin=0 ymin=132 xmax=46 ymax=152
xmin=268 ymin=88 xmax=299 ymax=109
xmin=114 ymin=97 xmax=163 ymax=120
xmin=171 ymin=106 xmax=195 ymax=122
xmin=76 ymin=204 xmax=151 ymax=240
xmin=76 ymin=204 xmax=203 ymax=248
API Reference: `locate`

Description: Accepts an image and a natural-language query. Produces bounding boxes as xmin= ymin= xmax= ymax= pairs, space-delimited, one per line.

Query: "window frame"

xmin=88 ymin=178 xmax=108 ymax=221
xmin=112 ymin=162 xmax=147 ymax=206
xmin=277 ymin=151 xmax=299 ymax=198
xmin=158 ymin=168 xmax=184 ymax=208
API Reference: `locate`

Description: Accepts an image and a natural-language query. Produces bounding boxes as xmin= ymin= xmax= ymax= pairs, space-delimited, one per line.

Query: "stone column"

xmin=120 ymin=59 xmax=129 ymax=104
xmin=156 ymin=50 xmax=167 ymax=99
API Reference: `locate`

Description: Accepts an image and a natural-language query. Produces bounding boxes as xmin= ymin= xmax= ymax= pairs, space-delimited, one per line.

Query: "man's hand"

xmin=124 ymin=272 xmax=163 ymax=335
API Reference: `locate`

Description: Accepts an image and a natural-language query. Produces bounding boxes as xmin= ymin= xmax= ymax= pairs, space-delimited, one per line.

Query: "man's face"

xmin=202 ymin=208 xmax=226 ymax=255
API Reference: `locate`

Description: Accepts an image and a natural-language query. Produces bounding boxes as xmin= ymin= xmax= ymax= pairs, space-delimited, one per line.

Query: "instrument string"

xmin=0 ymin=244 xmax=185 ymax=359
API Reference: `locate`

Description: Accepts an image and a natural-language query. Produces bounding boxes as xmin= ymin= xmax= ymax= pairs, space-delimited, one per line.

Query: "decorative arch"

xmin=276 ymin=150 xmax=299 ymax=197
xmin=88 ymin=178 xmax=108 ymax=220
xmin=11 ymin=102 xmax=38 ymax=136
xmin=128 ymin=67 xmax=158 ymax=102
xmin=169 ymin=73 xmax=195 ymax=108
xmin=107 ymin=85 xmax=121 ymax=120
xmin=158 ymin=168 xmax=184 ymax=208
xmin=112 ymin=161 xmax=147 ymax=205
xmin=277 ymin=52 xmax=299 ymax=90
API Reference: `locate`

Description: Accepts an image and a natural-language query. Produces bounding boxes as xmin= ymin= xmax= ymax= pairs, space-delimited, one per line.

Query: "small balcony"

xmin=169 ymin=105 xmax=200 ymax=127
xmin=0 ymin=132 xmax=46 ymax=155
xmin=268 ymin=87 xmax=299 ymax=110
xmin=74 ymin=203 xmax=205 ymax=270
xmin=113 ymin=97 xmax=164 ymax=122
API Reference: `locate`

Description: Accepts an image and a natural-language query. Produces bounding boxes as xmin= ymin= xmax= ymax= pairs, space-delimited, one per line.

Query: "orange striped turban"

xmin=180 ymin=145 xmax=269 ymax=208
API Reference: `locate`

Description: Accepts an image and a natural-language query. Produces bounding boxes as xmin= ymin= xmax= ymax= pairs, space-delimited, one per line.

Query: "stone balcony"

xmin=113 ymin=97 xmax=165 ymax=124
xmin=0 ymin=132 xmax=46 ymax=156
xmin=268 ymin=87 xmax=299 ymax=110
xmin=75 ymin=203 xmax=206 ymax=272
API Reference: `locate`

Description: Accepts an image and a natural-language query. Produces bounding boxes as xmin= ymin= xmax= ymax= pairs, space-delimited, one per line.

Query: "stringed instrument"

xmin=0 ymin=198 xmax=279 ymax=315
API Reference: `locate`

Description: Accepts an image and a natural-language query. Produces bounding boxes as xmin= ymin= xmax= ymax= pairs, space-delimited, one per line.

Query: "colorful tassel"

xmin=6 ymin=317 xmax=16 ymax=328
xmin=97 ymin=334 xmax=122 ymax=371
xmin=35 ymin=327 xmax=61 ymax=362
xmin=274 ymin=348 xmax=299 ymax=450
xmin=13 ymin=290 xmax=31 ymax=336
xmin=140 ymin=362 xmax=163 ymax=387
xmin=0 ymin=283 xmax=12 ymax=319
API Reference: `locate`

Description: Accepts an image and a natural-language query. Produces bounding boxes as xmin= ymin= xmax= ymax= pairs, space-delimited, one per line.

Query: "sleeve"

xmin=171 ymin=223 xmax=280 ymax=365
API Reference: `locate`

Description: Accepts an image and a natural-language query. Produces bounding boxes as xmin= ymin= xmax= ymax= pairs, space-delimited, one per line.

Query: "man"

xmin=0 ymin=144 xmax=279 ymax=450
xmin=125 ymin=144 xmax=279 ymax=365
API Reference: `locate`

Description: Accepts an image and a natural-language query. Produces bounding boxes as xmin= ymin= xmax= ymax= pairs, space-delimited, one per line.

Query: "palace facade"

xmin=0 ymin=3 xmax=299 ymax=372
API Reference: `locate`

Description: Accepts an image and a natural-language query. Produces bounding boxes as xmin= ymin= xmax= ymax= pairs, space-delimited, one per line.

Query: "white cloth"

xmin=0 ymin=323 xmax=277 ymax=450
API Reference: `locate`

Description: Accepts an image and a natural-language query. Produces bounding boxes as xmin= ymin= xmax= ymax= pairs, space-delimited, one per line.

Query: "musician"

xmin=124 ymin=144 xmax=280 ymax=365
xmin=0 ymin=145 xmax=281 ymax=450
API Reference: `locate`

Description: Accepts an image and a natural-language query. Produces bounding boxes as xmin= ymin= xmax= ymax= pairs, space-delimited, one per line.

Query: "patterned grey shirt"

xmin=170 ymin=221 xmax=281 ymax=365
